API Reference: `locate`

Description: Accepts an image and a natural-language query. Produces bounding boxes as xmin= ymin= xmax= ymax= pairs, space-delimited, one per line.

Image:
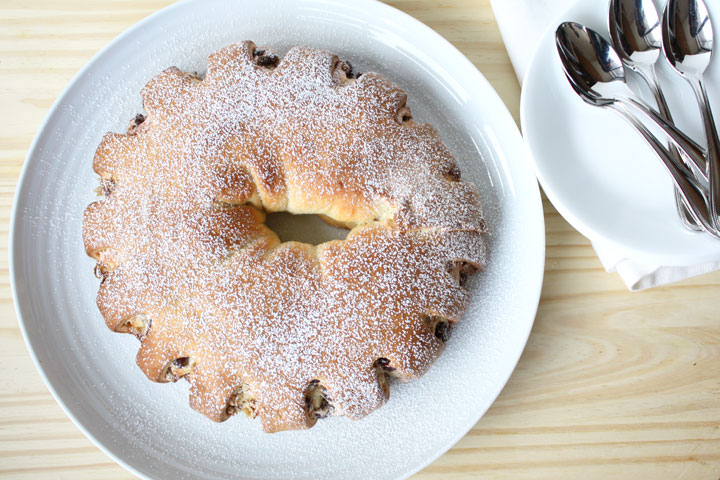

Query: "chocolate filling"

xmin=100 ymin=178 xmax=116 ymax=196
xmin=338 ymin=60 xmax=362 ymax=79
xmin=127 ymin=113 xmax=145 ymax=135
xmin=446 ymin=261 xmax=479 ymax=287
xmin=226 ymin=384 xmax=257 ymax=418
xmin=434 ymin=320 xmax=452 ymax=342
xmin=305 ymin=380 xmax=334 ymax=420
xmin=253 ymin=48 xmax=280 ymax=68
xmin=445 ymin=165 xmax=462 ymax=181
xmin=163 ymin=356 xmax=195 ymax=382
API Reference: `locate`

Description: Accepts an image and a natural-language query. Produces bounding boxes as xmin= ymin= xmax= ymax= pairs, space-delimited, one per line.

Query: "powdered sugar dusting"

xmin=82 ymin=41 xmax=486 ymax=433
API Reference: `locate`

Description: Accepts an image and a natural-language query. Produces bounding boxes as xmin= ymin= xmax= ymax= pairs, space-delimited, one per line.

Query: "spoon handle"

xmin=686 ymin=76 xmax=720 ymax=230
xmin=623 ymin=97 xmax=709 ymax=185
xmin=635 ymin=64 xmax=703 ymax=231
xmin=641 ymin=66 xmax=708 ymax=176
xmin=612 ymin=103 xmax=719 ymax=237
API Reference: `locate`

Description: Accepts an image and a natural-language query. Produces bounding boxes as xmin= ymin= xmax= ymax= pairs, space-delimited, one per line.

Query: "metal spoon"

xmin=556 ymin=22 xmax=707 ymax=184
xmin=564 ymin=71 xmax=717 ymax=238
xmin=556 ymin=22 xmax=718 ymax=237
xmin=609 ymin=0 xmax=704 ymax=230
xmin=663 ymin=0 xmax=720 ymax=230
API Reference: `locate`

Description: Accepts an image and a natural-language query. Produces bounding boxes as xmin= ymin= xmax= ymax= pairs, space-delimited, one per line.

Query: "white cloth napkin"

xmin=490 ymin=0 xmax=720 ymax=290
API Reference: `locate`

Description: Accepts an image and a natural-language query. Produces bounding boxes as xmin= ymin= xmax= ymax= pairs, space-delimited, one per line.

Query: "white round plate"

xmin=522 ymin=0 xmax=720 ymax=265
xmin=10 ymin=1 xmax=544 ymax=479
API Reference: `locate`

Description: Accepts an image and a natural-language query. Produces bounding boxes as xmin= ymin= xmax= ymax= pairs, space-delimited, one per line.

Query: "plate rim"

xmin=9 ymin=0 xmax=545 ymax=478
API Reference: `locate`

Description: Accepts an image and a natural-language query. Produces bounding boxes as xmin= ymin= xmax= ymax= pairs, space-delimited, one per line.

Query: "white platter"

xmin=522 ymin=0 xmax=720 ymax=265
xmin=10 ymin=0 xmax=545 ymax=478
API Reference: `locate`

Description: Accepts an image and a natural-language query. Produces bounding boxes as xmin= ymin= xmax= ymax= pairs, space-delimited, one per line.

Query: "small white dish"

xmin=10 ymin=0 xmax=544 ymax=478
xmin=522 ymin=0 xmax=720 ymax=265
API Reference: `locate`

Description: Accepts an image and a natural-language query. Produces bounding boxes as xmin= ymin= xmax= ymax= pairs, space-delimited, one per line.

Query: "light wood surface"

xmin=1 ymin=1 xmax=719 ymax=479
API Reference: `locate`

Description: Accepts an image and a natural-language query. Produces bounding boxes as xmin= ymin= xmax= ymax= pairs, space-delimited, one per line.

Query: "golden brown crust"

xmin=82 ymin=41 xmax=487 ymax=432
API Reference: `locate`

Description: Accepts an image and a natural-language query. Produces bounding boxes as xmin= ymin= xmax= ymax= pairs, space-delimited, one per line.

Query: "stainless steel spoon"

xmin=564 ymin=71 xmax=717 ymax=238
xmin=556 ymin=22 xmax=718 ymax=237
xmin=609 ymin=0 xmax=704 ymax=230
xmin=663 ymin=0 xmax=720 ymax=230
xmin=556 ymin=22 xmax=707 ymax=183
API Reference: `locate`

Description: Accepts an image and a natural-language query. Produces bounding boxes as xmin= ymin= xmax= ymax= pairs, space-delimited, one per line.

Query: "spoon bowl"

xmin=609 ymin=0 xmax=663 ymax=67
xmin=555 ymin=22 xmax=627 ymax=102
xmin=664 ymin=0 xmax=714 ymax=76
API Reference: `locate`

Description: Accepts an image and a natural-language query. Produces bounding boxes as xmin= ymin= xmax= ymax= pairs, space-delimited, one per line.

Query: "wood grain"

xmin=1 ymin=1 xmax=719 ymax=479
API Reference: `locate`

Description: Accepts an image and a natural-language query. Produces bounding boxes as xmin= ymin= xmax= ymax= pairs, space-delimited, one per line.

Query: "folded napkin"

xmin=490 ymin=0 xmax=720 ymax=290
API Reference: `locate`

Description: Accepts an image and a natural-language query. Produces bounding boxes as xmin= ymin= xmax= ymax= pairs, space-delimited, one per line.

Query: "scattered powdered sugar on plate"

xmin=11 ymin=1 xmax=542 ymax=479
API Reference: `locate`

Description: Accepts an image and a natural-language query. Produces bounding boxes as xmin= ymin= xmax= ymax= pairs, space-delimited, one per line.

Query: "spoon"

xmin=556 ymin=22 xmax=718 ymax=237
xmin=609 ymin=0 xmax=704 ymax=230
xmin=556 ymin=22 xmax=707 ymax=181
xmin=663 ymin=0 xmax=720 ymax=230
xmin=565 ymin=71 xmax=717 ymax=238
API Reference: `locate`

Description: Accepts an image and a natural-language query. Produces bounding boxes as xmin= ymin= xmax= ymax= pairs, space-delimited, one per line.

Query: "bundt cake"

xmin=82 ymin=41 xmax=487 ymax=432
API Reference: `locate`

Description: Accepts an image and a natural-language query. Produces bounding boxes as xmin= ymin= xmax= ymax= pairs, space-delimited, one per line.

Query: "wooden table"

xmin=2 ymin=1 xmax=719 ymax=478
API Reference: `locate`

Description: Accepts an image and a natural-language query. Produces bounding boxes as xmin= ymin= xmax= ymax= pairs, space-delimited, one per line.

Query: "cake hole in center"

xmin=265 ymin=212 xmax=349 ymax=245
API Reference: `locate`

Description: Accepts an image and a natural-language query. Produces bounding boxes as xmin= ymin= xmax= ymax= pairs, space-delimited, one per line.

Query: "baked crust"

xmin=82 ymin=41 xmax=487 ymax=432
